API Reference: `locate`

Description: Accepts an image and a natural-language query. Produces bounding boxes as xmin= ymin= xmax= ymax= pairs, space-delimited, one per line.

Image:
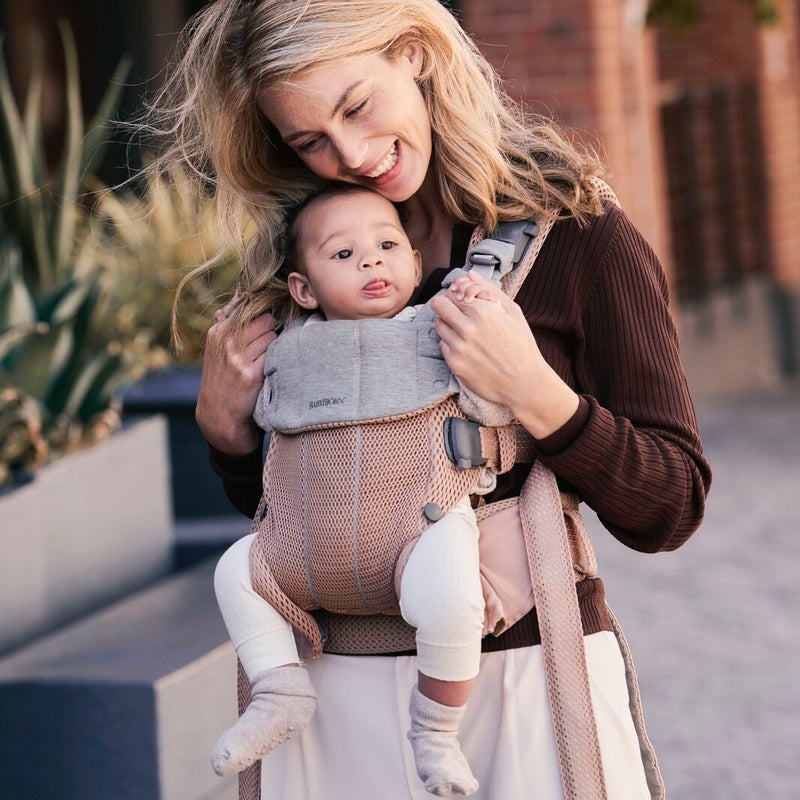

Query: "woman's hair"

xmin=142 ymin=0 xmax=606 ymax=336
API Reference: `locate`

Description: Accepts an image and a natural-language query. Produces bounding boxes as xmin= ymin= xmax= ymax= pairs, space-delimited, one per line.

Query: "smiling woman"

xmin=140 ymin=1 xmax=711 ymax=798
xmin=259 ymin=46 xmax=432 ymax=203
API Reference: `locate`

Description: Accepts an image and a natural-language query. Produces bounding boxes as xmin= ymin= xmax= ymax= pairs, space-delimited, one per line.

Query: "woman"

xmin=146 ymin=1 xmax=711 ymax=797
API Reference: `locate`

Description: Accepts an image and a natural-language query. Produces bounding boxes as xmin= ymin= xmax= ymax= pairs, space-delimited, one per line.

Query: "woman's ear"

xmin=401 ymin=41 xmax=424 ymax=79
xmin=412 ymin=249 xmax=423 ymax=286
xmin=287 ymin=272 xmax=320 ymax=311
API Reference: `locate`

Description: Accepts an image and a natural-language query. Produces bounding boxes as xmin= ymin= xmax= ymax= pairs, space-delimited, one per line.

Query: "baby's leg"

xmin=399 ymin=498 xmax=484 ymax=796
xmin=211 ymin=534 xmax=317 ymax=777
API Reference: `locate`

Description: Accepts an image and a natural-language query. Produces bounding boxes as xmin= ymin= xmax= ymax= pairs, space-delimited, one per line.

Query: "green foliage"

xmin=0 ymin=23 xmax=139 ymax=484
xmin=90 ymin=167 xmax=240 ymax=366
xmin=646 ymin=0 xmax=780 ymax=29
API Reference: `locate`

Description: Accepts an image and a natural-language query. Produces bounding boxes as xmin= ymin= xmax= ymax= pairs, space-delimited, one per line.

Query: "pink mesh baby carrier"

xmin=238 ymin=181 xmax=666 ymax=800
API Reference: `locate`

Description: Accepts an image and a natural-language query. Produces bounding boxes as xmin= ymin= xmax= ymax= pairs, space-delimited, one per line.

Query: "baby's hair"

xmin=281 ymin=184 xmax=399 ymax=275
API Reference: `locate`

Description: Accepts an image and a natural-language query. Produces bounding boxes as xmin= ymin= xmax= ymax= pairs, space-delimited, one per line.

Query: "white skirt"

xmin=259 ymin=631 xmax=652 ymax=799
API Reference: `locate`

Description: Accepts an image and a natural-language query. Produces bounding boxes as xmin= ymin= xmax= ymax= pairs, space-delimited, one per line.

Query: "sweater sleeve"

xmin=534 ymin=209 xmax=711 ymax=553
xmin=208 ymin=437 xmax=265 ymax=518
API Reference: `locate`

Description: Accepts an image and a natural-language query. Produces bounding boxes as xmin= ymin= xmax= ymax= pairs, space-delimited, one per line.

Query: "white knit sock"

xmin=407 ymin=685 xmax=478 ymax=796
xmin=211 ymin=665 xmax=317 ymax=777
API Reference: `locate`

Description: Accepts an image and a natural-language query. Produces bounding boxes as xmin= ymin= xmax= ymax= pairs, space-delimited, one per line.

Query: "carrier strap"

xmin=519 ymin=461 xmax=608 ymax=799
xmin=478 ymin=422 xmax=536 ymax=472
xmin=501 ymin=180 xmax=611 ymax=799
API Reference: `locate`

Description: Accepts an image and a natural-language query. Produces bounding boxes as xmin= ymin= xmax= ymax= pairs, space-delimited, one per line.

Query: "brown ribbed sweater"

xmin=209 ymin=203 xmax=712 ymax=652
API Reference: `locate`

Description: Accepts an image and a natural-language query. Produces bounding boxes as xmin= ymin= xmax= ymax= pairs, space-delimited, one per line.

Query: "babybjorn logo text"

xmin=309 ymin=397 xmax=345 ymax=410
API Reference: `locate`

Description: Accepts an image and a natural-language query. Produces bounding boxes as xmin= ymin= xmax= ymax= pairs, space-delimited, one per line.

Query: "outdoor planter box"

xmin=0 ymin=415 xmax=174 ymax=655
xmin=123 ymin=366 xmax=235 ymax=519
xmin=0 ymin=558 xmax=237 ymax=800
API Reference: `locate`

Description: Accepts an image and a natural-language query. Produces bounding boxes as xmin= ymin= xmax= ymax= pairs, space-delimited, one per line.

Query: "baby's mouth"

xmin=362 ymin=279 xmax=390 ymax=296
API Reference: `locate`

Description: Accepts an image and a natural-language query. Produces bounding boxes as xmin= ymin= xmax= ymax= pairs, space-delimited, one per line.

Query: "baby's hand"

xmin=447 ymin=270 xmax=505 ymax=306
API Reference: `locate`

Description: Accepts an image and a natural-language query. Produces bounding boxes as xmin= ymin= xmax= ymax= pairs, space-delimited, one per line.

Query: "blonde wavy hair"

xmin=142 ymin=0 xmax=606 ymax=337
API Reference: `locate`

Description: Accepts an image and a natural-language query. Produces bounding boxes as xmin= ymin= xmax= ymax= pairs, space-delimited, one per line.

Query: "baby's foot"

xmin=408 ymin=685 xmax=478 ymax=796
xmin=211 ymin=665 xmax=317 ymax=777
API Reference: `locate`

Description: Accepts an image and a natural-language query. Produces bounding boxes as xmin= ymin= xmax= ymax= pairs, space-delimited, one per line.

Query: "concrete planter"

xmin=0 ymin=559 xmax=236 ymax=800
xmin=0 ymin=416 xmax=174 ymax=655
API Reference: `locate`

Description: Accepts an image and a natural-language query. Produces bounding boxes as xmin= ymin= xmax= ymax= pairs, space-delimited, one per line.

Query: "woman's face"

xmin=258 ymin=44 xmax=432 ymax=203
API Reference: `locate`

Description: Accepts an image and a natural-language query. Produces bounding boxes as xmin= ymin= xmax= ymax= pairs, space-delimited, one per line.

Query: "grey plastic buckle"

xmin=443 ymin=417 xmax=487 ymax=470
xmin=465 ymin=220 xmax=539 ymax=281
xmin=492 ymin=220 xmax=539 ymax=268
xmin=469 ymin=252 xmax=501 ymax=268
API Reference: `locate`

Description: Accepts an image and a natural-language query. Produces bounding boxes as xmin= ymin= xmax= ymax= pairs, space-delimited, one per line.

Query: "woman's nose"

xmin=333 ymin=134 xmax=368 ymax=171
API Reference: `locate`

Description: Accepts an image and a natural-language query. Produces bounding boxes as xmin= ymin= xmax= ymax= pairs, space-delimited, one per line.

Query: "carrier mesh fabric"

xmin=249 ymin=396 xmax=488 ymax=649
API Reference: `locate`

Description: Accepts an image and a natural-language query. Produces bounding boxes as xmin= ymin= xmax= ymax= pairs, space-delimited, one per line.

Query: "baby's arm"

xmin=446 ymin=270 xmax=505 ymax=306
xmin=443 ymin=272 xmax=515 ymax=428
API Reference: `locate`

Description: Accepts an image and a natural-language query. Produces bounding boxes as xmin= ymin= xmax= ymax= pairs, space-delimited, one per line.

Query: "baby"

xmin=212 ymin=185 xmax=502 ymax=796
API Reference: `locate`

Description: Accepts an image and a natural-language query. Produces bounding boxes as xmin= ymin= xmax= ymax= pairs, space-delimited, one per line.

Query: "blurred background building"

xmin=2 ymin=0 xmax=799 ymax=398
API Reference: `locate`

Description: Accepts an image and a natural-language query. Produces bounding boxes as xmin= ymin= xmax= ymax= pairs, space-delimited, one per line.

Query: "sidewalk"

xmin=586 ymin=391 xmax=800 ymax=799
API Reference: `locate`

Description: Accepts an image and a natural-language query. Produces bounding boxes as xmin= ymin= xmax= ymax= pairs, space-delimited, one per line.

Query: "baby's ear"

xmin=287 ymin=272 xmax=319 ymax=310
xmin=412 ymin=250 xmax=423 ymax=286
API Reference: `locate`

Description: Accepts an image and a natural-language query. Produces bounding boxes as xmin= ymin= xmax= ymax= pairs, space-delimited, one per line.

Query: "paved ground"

xmin=585 ymin=391 xmax=800 ymax=799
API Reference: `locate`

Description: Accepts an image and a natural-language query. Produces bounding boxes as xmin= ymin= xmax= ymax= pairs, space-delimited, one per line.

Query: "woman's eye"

xmin=380 ymin=240 xmax=396 ymax=250
xmin=333 ymin=249 xmax=353 ymax=260
xmin=296 ymin=136 xmax=321 ymax=153
xmin=345 ymin=98 xmax=369 ymax=119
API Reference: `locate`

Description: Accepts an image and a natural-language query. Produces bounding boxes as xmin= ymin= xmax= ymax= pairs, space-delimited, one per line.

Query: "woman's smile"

xmin=364 ymin=141 xmax=400 ymax=181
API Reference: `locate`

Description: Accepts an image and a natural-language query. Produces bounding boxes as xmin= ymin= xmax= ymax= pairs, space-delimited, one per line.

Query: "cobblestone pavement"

xmin=585 ymin=392 xmax=800 ymax=799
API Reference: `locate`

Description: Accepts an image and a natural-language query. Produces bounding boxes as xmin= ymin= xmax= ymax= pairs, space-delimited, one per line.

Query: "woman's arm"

xmin=198 ymin=309 xmax=278 ymax=517
xmin=431 ymin=209 xmax=711 ymax=554
xmin=196 ymin=310 xmax=278 ymax=454
xmin=531 ymin=213 xmax=711 ymax=552
xmin=435 ymin=272 xmax=580 ymax=438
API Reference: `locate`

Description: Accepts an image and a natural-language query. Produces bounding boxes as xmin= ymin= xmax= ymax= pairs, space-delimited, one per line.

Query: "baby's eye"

xmin=379 ymin=240 xmax=396 ymax=250
xmin=333 ymin=249 xmax=353 ymax=260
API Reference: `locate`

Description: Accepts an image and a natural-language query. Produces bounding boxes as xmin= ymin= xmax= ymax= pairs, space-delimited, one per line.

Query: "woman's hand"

xmin=195 ymin=298 xmax=279 ymax=455
xmin=430 ymin=271 xmax=579 ymax=439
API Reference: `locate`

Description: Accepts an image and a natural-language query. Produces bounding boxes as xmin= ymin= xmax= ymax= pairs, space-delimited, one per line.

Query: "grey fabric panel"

xmin=260 ymin=305 xmax=453 ymax=431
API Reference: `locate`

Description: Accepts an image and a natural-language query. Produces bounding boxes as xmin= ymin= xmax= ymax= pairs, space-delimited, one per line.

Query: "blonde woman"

xmin=144 ymin=1 xmax=711 ymax=797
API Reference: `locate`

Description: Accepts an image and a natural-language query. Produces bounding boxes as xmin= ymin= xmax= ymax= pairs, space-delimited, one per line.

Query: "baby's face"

xmin=291 ymin=190 xmax=422 ymax=321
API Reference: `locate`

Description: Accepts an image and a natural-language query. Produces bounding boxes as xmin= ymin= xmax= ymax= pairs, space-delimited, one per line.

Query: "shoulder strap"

xmin=520 ymin=462 xmax=608 ymax=798
xmin=463 ymin=215 xmax=556 ymax=300
xmin=466 ymin=177 xmax=620 ymax=300
xmin=479 ymin=179 xmax=660 ymax=800
xmin=464 ymin=185 xmax=617 ymax=799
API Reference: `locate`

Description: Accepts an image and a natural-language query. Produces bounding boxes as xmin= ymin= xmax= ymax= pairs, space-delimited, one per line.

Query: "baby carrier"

xmin=240 ymin=180 xmax=665 ymax=800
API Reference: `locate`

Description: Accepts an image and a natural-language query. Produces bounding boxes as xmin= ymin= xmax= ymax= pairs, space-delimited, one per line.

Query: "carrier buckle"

xmin=466 ymin=220 xmax=539 ymax=280
xmin=468 ymin=252 xmax=500 ymax=268
xmin=499 ymin=220 xmax=539 ymax=268
xmin=443 ymin=417 xmax=488 ymax=470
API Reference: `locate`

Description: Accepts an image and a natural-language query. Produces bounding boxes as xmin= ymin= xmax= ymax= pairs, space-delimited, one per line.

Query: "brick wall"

xmin=461 ymin=0 xmax=671 ymax=269
xmin=757 ymin=2 xmax=800 ymax=289
xmin=655 ymin=1 xmax=771 ymax=297
xmin=462 ymin=0 xmax=800 ymax=297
